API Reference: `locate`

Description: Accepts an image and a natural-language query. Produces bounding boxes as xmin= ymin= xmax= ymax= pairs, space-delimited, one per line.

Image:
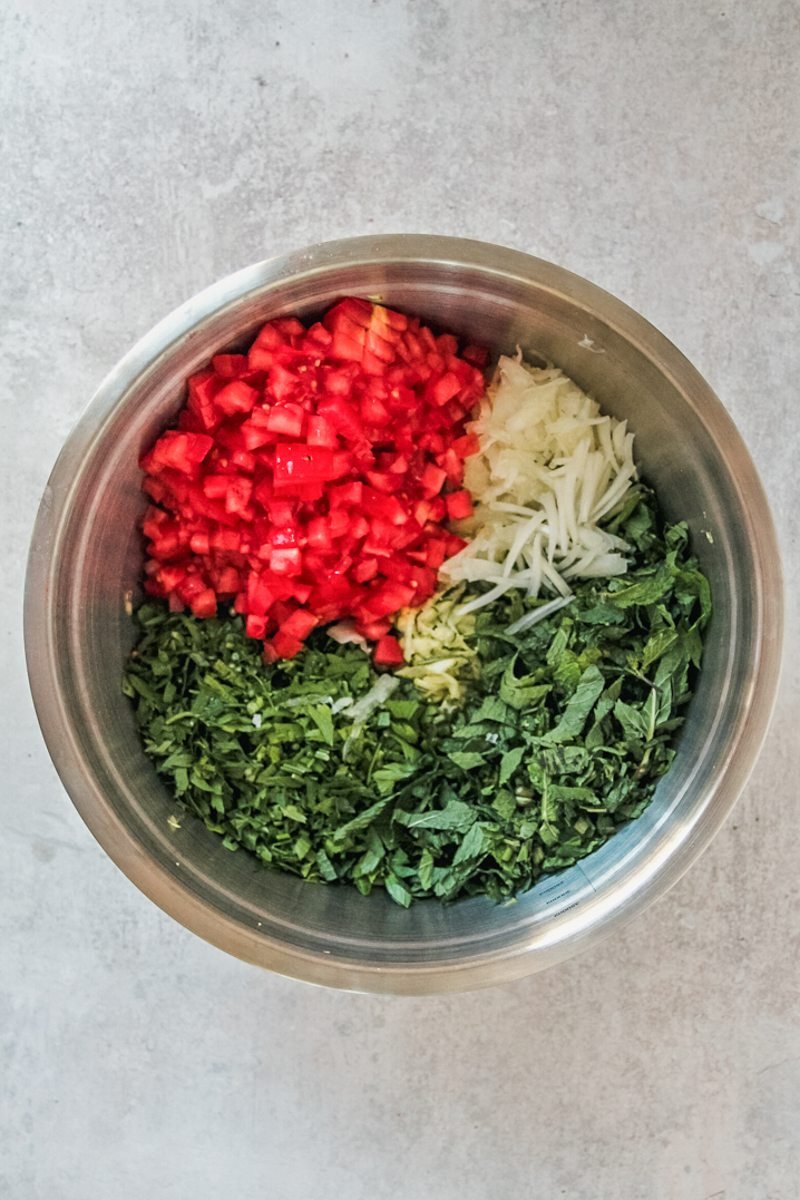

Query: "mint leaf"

xmin=544 ymin=666 xmax=605 ymax=744
xmin=499 ymin=745 xmax=526 ymax=786
xmin=394 ymin=801 xmax=477 ymax=832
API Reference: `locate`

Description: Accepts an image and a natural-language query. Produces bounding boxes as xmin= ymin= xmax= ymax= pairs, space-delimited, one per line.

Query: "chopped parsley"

xmin=123 ymin=489 xmax=710 ymax=905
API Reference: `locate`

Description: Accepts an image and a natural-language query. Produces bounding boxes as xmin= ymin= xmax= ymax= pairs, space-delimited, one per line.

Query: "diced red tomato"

xmin=364 ymin=470 xmax=397 ymax=494
xmin=269 ymin=547 xmax=302 ymax=576
xmin=373 ymin=635 xmax=405 ymax=666
xmin=305 ymin=321 xmax=333 ymax=348
xmin=349 ymin=514 xmax=369 ymax=540
xmin=307 ymin=415 xmax=338 ymax=448
xmin=186 ymin=372 xmax=222 ymax=431
xmin=287 ymin=580 xmax=312 ymax=604
xmin=327 ymin=508 xmax=351 ymax=539
xmin=266 ymin=403 xmax=305 ymax=438
xmin=329 ymin=480 xmax=363 ymax=508
xmin=361 ymin=394 xmax=391 ymax=425
xmin=358 ymin=618 xmax=392 ymax=641
xmin=145 ymin=431 xmax=213 ymax=475
xmin=440 ymin=447 xmax=464 ymax=485
xmin=269 ymin=524 xmax=299 ymax=548
xmin=246 ymin=613 xmax=267 ymax=639
xmin=426 ymin=496 xmax=447 ymax=522
xmin=202 ymin=474 xmax=231 ymax=500
xmin=353 ymin=557 xmax=378 ymax=583
xmin=148 ymin=532 xmax=182 ymax=560
xmin=264 ymin=497 xmax=296 ymax=525
xmin=446 ymin=490 xmax=473 ymax=521
xmin=420 ymin=462 xmax=447 ymax=498
xmin=452 ymin=432 xmax=480 ymax=459
xmin=212 ymin=353 xmax=248 ymax=378
xmin=139 ymin=299 xmax=487 ymax=660
xmin=210 ymin=528 xmax=241 ymax=552
xmin=330 ymin=330 xmax=364 ymax=362
xmin=225 ymin=477 xmax=253 ymax=515
xmin=158 ymin=564 xmax=188 ymax=591
xmin=216 ymin=567 xmax=240 ymax=595
xmin=229 ymin=449 xmax=255 ymax=473
xmin=430 ymin=371 xmax=462 ymax=407
xmin=264 ymin=630 xmax=304 ymax=661
xmin=462 ymin=343 xmax=489 ymax=367
xmin=445 ymin=533 xmax=467 ymax=556
xmin=361 ymin=581 xmax=416 ymax=619
xmin=189 ymin=588 xmax=217 ymax=618
xmin=247 ymin=571 xmax=276 ymax=616
xmin=279 ymin=608 xmax=319 ymax=641
xmin=317 ymin=395 xmax=364 ymax=442
xmin=306 ymin=516 xmax=332 ymax=551
xmin=273 ymin=443 xmax=336 ymax=490
xmin=215 ymin=380 xmax=259 ymax=416
xmin=273 ymin=317 xmax=306 ymax=341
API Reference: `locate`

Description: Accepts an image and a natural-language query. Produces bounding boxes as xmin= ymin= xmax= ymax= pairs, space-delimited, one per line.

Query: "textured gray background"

xmin=2 ymin=1 xmax=799 ymax=1197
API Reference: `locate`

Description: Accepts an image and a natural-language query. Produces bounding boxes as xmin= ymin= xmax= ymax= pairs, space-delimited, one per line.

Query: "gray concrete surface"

xmin=2 ymin=1 xmax=799 ymax=1197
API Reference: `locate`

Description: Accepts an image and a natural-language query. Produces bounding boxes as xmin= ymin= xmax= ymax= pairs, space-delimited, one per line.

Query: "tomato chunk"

xmin=266 ymin=403 xmax=305 ymax=438
xmin=189 ymin=588 xmax=217 ymax=618
xmin=279 ymin=608 xmax=319 ymax=641
xmin=307 ymin=415 xmax=338 ymax=448
xmin=446 ymin=489 xmax=473 ymax=521
xmin=373 ymin=635 xmax=405 ymax=666
xmin=264 ymin=630 xmax=304 ymax=661
xmin=273 ymin=444 xmax=336 ymax=490
xmin=146 ymin=431 xmax=213 ymax=475
xmin=215 ymin=381 xmax=259 ymax=416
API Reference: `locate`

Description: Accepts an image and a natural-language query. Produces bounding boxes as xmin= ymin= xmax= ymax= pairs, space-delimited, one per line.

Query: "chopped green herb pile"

xmin=124 ymin=489 xmax=710 ymax=905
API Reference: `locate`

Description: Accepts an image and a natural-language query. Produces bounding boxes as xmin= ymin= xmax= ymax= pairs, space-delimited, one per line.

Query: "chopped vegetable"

xmin=442 ymin=354 xmax=636 ymax=608
xmin=139 ymin=300 xmax=485 ymax=662
xmin=124 ymin=488 xmax=711 ymax=904
xmin=127 ymin=314 xmax=712 ymax=907
xmin=395 ymin=585 xmax=479 ymax=704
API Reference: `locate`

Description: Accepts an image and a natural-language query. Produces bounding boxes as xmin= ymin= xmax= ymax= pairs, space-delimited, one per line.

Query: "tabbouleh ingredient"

xmin=124 ymin=487 xmax=710 ymax=905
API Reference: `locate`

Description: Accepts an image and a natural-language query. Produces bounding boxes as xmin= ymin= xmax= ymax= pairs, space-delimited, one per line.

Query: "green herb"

xmin=124 ymin=488 xmax=710 ymax=905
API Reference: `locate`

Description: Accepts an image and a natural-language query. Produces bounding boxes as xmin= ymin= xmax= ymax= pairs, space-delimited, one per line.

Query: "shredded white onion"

xmin=504 ymin=593 xmax=575 ymax=635
xmin=442 ymin=355 xmax=637 ymax=609
xmin=346 ymin=674 xmax=400 ymax=723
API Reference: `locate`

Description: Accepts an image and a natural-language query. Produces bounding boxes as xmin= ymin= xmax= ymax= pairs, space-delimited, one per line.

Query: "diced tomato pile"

xmin=140 ymin=299 xmax=487 ymax=662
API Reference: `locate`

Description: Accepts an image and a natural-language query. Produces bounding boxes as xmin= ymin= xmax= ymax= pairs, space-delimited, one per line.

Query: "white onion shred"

xmin=442 ymin=355 xmax=637 ymax=612
xmin=341 ymin=674 xmax=401 ymax=761
xmin=326 ymin=620 xmax=368 ymax=647
xmin=504 ymin=593 xmax=575 ymax=636
xmin=346 ymin=674 xmax=401 ymax=724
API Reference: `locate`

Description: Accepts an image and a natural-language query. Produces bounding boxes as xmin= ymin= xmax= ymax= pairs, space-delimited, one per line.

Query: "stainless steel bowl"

xmin=25 ymin=235 xmax=783 ymax=993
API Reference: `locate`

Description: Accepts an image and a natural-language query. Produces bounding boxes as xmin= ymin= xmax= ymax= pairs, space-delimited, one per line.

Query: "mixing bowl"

xmin=25 ymin=235 xmax=783 ymax=993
